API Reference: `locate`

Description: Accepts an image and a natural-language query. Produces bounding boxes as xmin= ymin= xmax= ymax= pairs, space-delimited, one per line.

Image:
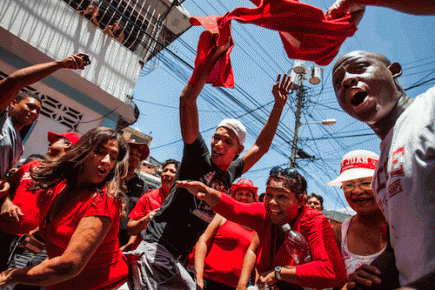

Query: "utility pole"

xmin=288 ymin=60 xmax=326 ymax=168
xmin=290 ymin=75 xmax=305 ymax=168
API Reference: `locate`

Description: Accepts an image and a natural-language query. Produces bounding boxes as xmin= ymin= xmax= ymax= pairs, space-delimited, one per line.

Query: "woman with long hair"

xmin=0 ymin=127 xmax=130 ymax=290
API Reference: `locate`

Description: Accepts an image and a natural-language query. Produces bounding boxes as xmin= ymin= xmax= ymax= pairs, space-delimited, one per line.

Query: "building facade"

xmin=0 ymin=0 xmax=191 ymax=158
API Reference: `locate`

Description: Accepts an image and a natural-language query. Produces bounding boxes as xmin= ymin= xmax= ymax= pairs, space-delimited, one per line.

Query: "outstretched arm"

xmin=242 ymin=73 xmax=290 ymax=174
xmin=326 ymin=0 xmax=435 ymax=21
xmin=179 ymin=41 xmax=231 ymax=144
xmin=0 ymin=215 xmax=111 ymax=286
xmin=0 ymin=53 xmax=88 ymax=112
xmin=176 ymin=180 xmax=222 ymax=207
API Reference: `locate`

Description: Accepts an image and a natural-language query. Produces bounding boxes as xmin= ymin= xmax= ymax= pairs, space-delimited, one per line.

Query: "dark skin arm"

xmin=342 ymin=264 xmax=382 ymax=289
xmin=327 ymin=0 xmax=435 ymax=20
xmin=0 ymin=53 xmax=88 ymax=112
xmin=0 ymin=169 xmax=24 ymax=222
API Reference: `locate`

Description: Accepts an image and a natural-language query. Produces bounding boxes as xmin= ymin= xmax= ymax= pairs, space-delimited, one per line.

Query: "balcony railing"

xmin=62 ymin=0 xmax=179 ymax=61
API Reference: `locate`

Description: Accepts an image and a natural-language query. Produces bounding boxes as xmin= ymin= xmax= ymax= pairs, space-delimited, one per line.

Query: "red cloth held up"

xmin=189 ymin=0 xmax=358 ymax=88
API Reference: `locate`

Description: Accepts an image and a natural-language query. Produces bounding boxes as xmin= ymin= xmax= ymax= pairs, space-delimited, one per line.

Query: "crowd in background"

xmin=0 ymin=0 xmax=434 ymax=289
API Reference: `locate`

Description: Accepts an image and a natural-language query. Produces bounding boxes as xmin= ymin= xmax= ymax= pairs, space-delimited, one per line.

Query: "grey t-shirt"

xmin=0 ymin=109 xmax=23 ymax=179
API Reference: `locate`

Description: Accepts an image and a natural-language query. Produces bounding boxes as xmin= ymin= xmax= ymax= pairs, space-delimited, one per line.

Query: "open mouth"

xmin=351 ymin=91 xmax=368 ymax=107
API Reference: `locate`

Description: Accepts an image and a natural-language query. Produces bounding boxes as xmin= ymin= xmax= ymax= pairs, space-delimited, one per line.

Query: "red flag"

xmin=190 ymin=0 xmax=357 ymax=88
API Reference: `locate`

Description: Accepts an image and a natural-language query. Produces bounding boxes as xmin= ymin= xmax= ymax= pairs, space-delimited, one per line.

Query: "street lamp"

xmin=301 ymin=119 xmax=337 ymax=126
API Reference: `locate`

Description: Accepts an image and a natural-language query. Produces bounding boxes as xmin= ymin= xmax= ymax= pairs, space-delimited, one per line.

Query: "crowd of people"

xmin=0 ymin=0 xmax=434 ymax=289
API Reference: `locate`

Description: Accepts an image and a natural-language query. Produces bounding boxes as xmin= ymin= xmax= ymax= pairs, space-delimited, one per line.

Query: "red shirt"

xmin=128 ymin=187 xmax=169 ymax=249
xmin=0 ymin=160 xmax=54 ymax=236
xmin=129 ymin=187 xmax=168 ymax=222
xmin=203 ymin=220 xmax=256 ymax=287
xmin=40 ymin=183 xmax=128 ymax=290
xmin=213 ymin=194 xmax=347 ymax=288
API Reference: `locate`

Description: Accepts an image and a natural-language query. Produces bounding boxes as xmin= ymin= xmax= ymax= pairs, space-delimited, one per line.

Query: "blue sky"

xmin=131 ymin=1 xmax=435 ymax=212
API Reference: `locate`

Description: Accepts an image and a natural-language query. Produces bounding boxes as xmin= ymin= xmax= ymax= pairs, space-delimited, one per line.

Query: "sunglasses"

xmin=269 ymin=166 xmax=299 ymax=178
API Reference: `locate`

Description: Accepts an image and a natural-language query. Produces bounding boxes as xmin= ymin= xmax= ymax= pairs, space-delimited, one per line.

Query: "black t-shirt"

xmin=119 ymin=173 xmax=148 ymax=246
xmin=142 ymin=134 xmax=244 ymax=260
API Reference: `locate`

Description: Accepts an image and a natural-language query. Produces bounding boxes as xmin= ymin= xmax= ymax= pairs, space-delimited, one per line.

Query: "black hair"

xmin=162 ymin=159 xmax=180 ymax=170
xmin=307 ymin=192 xmax=324 ymax=206
xmin=267 ymin=172 xmax=307 ymax=197
xmin=15 ymin=91 xmax=41 ymax=104
xmin=24 ymin=154 xmax=45 ymax=165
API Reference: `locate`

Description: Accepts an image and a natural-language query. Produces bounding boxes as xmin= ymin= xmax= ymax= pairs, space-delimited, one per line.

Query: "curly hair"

xmin=30 ymin=127 xmax=128 ymax=201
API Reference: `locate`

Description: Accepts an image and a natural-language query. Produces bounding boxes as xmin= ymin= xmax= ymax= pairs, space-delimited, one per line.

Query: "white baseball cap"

xmin=326 ymin=150 xmax=379 ymax=187
xmin=217 ymin=119 xmax=246 ymax=145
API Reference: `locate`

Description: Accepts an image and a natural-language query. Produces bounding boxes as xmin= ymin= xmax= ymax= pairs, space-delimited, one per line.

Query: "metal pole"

xmin=290 ymin=75 xmax=305 ymax=168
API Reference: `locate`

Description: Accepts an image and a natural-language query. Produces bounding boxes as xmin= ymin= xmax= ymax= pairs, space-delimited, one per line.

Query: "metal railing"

xmin=62 ymin=0 xmax=178 ymax=61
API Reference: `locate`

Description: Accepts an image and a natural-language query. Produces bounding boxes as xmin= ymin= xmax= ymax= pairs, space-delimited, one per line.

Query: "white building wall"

xmin=0 ymin=0 xmax=143 ymax=123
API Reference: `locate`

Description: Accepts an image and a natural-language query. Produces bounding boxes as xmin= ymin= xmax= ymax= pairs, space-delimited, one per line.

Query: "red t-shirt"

xmin=0 ymin=160 xmax=55 ymax=236
xmin=203 ymin=219 xmax=256 ymax=288
xmin=40 ymin=183 xmax=128 ymax=290
xmin=213 ymin=194 xmax=347 ymax=289
xmin=129 ymin=187 xmax=168 ymax=222
xmin=128 ymin=187 xmax=168 ymax=249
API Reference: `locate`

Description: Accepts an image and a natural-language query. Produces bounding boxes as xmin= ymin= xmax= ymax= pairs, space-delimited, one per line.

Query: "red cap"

xmin=47 ymin=131 xmax=80 ymax=146
xmin=128 ymin=139 xmax=150 ymax=161
xmin=231 ymin=178 xmax=258 ymax=197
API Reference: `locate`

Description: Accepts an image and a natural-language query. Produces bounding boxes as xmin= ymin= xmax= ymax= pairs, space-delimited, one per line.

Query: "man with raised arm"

xmin=127 ymin=42 xmax=292 ymax=289
xmin=0 ymin=53 xmax=88 ymax=179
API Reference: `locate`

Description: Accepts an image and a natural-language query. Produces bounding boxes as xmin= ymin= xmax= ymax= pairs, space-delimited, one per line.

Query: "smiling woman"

xmin=176 ymin=168 xmax=347 ymax=289
xmin=0 ymin=127 xmax=130 ymax=290
xmin=326 ymin=149 xmax=397 ymax=289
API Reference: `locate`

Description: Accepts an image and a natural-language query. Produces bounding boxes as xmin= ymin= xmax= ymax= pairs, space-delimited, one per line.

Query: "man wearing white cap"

xmin=126 ymin=43 xmax=291 ymax=289
xmin=326 ymin=150 xmax=400 ymax=289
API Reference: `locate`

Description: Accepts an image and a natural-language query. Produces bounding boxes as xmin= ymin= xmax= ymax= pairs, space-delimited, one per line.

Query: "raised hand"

xmin=57 ymin=53 xmax=90 ymax=70
xmin=272 ymin=73 xmax=292 ymax=107
xmin=326 ymin=0 xmax=365 ymax=25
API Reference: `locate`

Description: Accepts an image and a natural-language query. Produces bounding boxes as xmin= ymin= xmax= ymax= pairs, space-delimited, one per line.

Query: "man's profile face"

xmin=332 ymin=51 xmax=401 ymax=126
xmin=9 ymin=97 xmax=41 ymax=128
xmin=46 ymin=137 xmax=69 ymax=160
